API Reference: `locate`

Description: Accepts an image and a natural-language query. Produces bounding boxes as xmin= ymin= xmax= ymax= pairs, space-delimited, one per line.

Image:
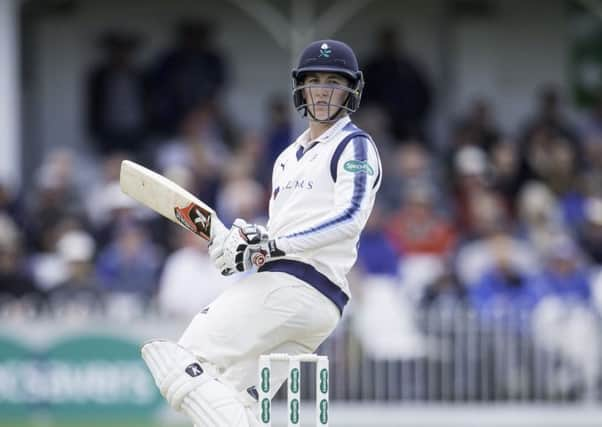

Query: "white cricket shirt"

xmin=267 ymin=115 xmax=382 ymax=298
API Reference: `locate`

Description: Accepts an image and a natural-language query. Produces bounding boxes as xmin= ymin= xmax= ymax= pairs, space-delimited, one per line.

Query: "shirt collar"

xmin=296 ymin=115 xmax=351 ymax=149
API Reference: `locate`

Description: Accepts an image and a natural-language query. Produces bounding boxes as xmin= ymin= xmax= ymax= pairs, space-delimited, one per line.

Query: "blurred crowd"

xmin=1 ymin=23 xmax=602 ymax=394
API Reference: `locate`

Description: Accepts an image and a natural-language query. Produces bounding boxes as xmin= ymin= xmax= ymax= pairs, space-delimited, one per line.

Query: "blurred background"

xmin=2 ymin=0 xmax=602 ymax=426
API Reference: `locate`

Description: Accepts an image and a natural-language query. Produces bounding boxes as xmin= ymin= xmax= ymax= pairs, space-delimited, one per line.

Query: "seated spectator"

xmin=386 ymin=182 xmax=456 ymax=302
xmin=47 ymin=229 xmax=104 ymax=314
xmin=452 ymin=98 xmax=501 ymax=155
xmin=380 ymin=143 xmax=443 ymax=211
xmin=518 ymin=84 xmax=582 ymax=167
xmin=489 ymin=140 xmax=522 ymax=216
xmin=0 ymin=179 xmax=24 ymax=229
xmin=263 ymin=96 xmax=292 ymax=185
xmin=154 ymin=103 xmax=228 ymax=208
xmin=353 ymin=273 xmax=426 ymax=360
xmin=518 ymin=134 xmax=585 ymax=227
xmin=90 ymin=180 xmax=139 ymax=248
xmin=468 ymin=239 xmax=542 ymax=398
xmin=352 ymin=207 xmax=425 ymax=359
xmin=580 ymin=95 xmax=602 ymax=175
xmin=577 ymin=197 xmax=602 ymax=264
xmin=26 ymin=149 xmax=87 ymax=252
xmin=386 ymin=181 xmax=456 ymax=257
xmin=357 ymin=206 xmax=399 ymax=277
xmin=157 ymin=229 xmax=232 ymax=319
xmin=534 ymin=235 xmax=590 ymax=303
xmin=155 ymin=104 xmax=230 ymax=172
xmin=28 ymin=215 xmax=86 ymax=292
xmin=215 ymin=158 xmax=267 ymax=227
xmin=95 ymin=221 xmax=163 ymax=300
xmin=451 ymin=146 xmax=510 ymax=239
xmin=516 ymin=181 xmax=567 ymax=259
xmin=0 ymin=214 xmax=38 ymax=299
xmin=591 ymin=268 xmax=602 ymax=316
xmin=85 ymin=151 xmax=128 ymax=229
xmin=532 ymin=235 xmax=599 ymax=396
xmin=420 ymin=262 xmax=467 ymax=310
xmin=580 ymin=93 xmax=602 ymax=146
xmin=456 ymin=228 xmax=540 ymax=292
xmin=469 ymin=244 xmax=541 ymax=325
xmin=516 ymin=89 xmax=586 ymax=224
xmin=235 ymin=131 xmax=268 ymax=182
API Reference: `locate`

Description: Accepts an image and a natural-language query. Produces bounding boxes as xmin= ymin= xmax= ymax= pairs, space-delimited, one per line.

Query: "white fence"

xmin=313 ymin=303 xmax=602 ymax=404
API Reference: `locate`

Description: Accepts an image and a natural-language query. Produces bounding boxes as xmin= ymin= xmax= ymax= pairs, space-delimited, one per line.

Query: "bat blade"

xmin=119 ymin=160 xmax=226 ymax=241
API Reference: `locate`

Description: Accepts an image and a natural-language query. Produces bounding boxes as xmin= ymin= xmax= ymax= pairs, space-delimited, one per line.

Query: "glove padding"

xmin=209 ymin=218 xmax=284 ymax=276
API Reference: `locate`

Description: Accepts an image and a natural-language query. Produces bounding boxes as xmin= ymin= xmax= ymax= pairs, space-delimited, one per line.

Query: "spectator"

xmin=157 ymin=229 xmax=232 ymax=319
xmin=90 ymin=180 xmax=141 ymax=247
xmin=578 ymin=197 xmax=602 ymax=264
xmin=519 ymin=84 xmax=580 ymax=150
xmin=28 ymin=216 xmax=84 ymax=292
xmin=263 ymin=96 xmax=292 ymax=184
xmin=356 ymin=205 xmax=399 ymax=277
xmin=95 ymin=221 xmax=163 ymax=300
xmin=468 ymin=238 xmax=542 ymax=398
xmin=352 ymin=207 xmax=425 ymax=359
xmin=469 ymin=243 xmax=540 ymax=324
xmin=516 ymin=181 xmax=566 ymax=258
xmin=580 ymin=137 xmax=602 ymax=201
xmin=386 ymin=181 xmax=456 ymax=257
xmin=48 ymin=229 xmax=104 ymax=313
xmin=235 ymin=130 xmax=268 ymax=184
xmin=0 ymin=179 xmax=24 ymax=229
xmin=452 ymin=98 xmax=501 ymax=155
xmin=353 ymin=271 xmax=426 ymax=360
xmin=87 ymin=30 xmax=147 ymax=155
xmin=451 ymin=146 xmax=507 ymax=239
xmin=379 ymin=142 xmax=443 ymax=211
xmin=386 ymin=181 xmax=456 ymax=303
xmin=534 ymin=235 xmax=590 ymax=303
xmin=85 ymin=152 xmax=129 ymax=230
xmin=455 ymin=228 xmax=539 ymax=291
xmin=489 ymin=140 xmax=522 ymax=215
xmin=154 ymin=103 xmax=229 ymax=208
xmin=215 ymin=157 xmax=267 ymax=226
xmin=531 ymin=235 xmax=599 ymax=397
xmin=147 ymin=20 xmax=228 ymax=135
xmin=0 ymin=214 xmax=38 ymax=299
xmin=517 ymin=85 xmax=583 ymax=187
xmin=420 ymin=263 xmax=466 ymax=310
xmin=362 ymin=27 xmax=433 ymax=144
xmin=25 ymin=149 xmax=88 ymax=252
xmin=580 ymin=94 xmax=602 ymax=147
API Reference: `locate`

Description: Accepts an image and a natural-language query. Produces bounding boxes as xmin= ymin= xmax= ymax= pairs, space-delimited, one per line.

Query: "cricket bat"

xmin=119 ymin=160 xmax=227 ymax=241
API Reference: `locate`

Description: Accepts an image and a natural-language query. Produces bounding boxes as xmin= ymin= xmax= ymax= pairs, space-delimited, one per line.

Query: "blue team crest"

xmin=319 ymin=43 xmax=332 ymax=58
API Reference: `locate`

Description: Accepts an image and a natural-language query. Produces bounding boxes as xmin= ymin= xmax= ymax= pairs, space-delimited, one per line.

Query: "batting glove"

xmin=211 ymin=218 xmax=284 ymax=275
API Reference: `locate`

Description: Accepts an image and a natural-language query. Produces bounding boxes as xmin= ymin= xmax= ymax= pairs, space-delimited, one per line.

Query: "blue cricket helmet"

xmin=292 ymin=40 xmax=364 ymax=121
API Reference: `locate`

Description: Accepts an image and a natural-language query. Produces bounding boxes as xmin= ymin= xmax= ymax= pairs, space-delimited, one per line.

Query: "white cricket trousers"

xmin=178 ymin=270 xmax=340 ymax=398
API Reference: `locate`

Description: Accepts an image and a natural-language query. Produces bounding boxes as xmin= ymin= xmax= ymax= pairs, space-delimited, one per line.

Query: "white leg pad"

xmin=141 ymin=339 xmax=254 ymax=427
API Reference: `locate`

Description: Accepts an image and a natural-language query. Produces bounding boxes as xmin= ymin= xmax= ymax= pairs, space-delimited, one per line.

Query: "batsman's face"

xmin=303 ymin=73 xmax=349 ymax=121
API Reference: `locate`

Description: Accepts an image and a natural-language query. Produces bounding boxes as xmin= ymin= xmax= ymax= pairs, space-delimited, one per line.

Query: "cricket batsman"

xmin=141 ymin=39 xmax=382 ymax=426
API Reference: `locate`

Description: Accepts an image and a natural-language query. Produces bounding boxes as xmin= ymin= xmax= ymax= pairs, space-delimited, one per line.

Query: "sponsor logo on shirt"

xmin=284 ymin=179 xmax=314 ymax=190
xmin=343 ymin=160 xmax=374 ymax=176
